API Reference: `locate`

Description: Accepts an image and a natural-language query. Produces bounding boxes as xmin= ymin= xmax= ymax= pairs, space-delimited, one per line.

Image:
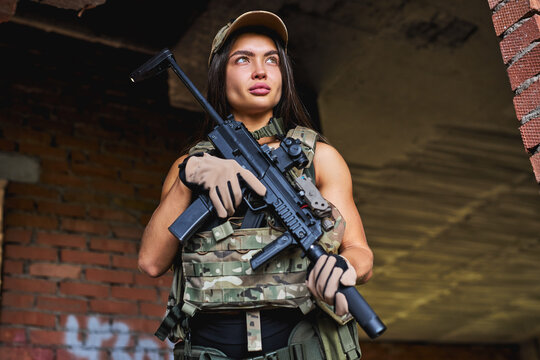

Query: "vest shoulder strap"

xmin=188 ymin=141 xmax=214 ymax=155
xmin=286 ymin=126 xmax=319 ymax=180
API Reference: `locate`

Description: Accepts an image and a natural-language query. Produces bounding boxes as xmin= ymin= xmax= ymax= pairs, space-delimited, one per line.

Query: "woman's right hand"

xmin=183 ymin=153 xmax=267 ymax=218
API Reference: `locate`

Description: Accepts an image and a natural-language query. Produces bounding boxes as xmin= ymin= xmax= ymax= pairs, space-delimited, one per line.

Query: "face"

xmin=225 ymin=33 xmax=283 ymax=118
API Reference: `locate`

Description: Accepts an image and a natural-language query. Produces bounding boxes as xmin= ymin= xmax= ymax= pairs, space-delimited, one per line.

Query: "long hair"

xmin=197 ymin=26 xmax=314 ymax=140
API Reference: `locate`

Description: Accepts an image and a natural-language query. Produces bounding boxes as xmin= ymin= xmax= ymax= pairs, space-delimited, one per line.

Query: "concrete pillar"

xmin=487 ymin=0 xmax=540 ymax=183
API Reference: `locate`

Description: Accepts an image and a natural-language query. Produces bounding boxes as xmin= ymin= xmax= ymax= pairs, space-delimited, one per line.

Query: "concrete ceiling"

xmin=5 ymin=0 xmax=540 ymax=344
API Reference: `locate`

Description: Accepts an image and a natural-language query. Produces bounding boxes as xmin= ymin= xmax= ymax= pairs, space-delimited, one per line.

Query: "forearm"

xmin=313 ymin=142 xmax=374 ymax=284
xmin=138 ymin=178 xmax=191 ymax=277
xmin=339 ymin=245 xmax=373 ymax=284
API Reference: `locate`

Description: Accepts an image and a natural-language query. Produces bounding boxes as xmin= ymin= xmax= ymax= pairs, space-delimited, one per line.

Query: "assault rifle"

xmin=130 ymin=49 xmax=386 ymax=339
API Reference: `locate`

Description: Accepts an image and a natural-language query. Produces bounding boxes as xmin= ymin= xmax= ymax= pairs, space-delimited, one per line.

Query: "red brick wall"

xmin=489 ymin=0 xmax=540 ymax=183
xmin=0 ymin=23 xmax=200 ymax=359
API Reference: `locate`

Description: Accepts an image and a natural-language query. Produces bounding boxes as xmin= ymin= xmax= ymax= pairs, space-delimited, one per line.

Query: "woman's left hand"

xmin=306 ymin=254 xmax=357 ymax=316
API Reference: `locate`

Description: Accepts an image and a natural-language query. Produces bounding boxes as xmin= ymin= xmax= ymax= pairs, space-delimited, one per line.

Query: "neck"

xmin=232 ymin=111 xmax=273 ymax=132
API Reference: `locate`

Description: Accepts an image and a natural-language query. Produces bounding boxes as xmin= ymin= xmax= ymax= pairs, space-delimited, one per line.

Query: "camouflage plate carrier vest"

xmin=156 ymin=124 xmax=347 ymax=345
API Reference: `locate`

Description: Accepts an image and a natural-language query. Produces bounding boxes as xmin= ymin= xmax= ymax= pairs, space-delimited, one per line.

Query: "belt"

xmin=174 ymin=337 xmax=322 ymax=360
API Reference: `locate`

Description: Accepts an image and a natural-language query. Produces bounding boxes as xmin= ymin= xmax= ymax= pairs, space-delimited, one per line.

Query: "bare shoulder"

xmin=313 ymin=142 xmax=350 ymax=186
xmin=314 ymin=141 xmax=343 ymax=162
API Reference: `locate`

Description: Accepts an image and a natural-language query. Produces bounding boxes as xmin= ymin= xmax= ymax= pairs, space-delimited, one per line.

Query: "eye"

xmin=234 ymin=56 xmax=249 ymax=64
xmin=265 ymin=56 xmax=279 ymax=65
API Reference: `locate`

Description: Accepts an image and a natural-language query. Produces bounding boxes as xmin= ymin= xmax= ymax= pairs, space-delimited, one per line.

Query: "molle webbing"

xmin=182 ymin=228 xmax=313 ymax=311
xmin=285 ymin=127 xmax=318 ymax=180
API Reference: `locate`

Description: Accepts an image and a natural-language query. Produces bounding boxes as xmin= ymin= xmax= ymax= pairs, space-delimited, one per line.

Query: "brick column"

xmin=489 ymin=0 xmax=540 ymax=183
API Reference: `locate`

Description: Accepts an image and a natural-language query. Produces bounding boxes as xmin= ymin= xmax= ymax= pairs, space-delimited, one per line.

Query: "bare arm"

xmin=314 ymin=142 xmax=373 ymax=284
xmin=138 ymin=155 xmax=191 ymax=277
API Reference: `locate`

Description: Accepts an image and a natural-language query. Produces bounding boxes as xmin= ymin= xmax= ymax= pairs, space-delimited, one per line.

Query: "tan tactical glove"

xmin=307 ymin=254 xmax=357 ymax=316
xmin=184 ymin=153 xmax=267 ymax=218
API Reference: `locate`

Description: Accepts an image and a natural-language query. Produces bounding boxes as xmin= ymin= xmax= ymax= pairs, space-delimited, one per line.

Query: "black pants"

xmin=188 ymin=309 xmax=304 ymax=359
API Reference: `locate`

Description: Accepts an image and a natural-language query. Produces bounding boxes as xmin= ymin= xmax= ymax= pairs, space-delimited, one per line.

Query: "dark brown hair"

xmin=196 ymin=26 xmax=314 ymax=140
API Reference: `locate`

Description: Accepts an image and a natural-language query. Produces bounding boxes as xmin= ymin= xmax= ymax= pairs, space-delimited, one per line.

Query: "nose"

xmin=252 ymin=61 xmax=267 ymax=80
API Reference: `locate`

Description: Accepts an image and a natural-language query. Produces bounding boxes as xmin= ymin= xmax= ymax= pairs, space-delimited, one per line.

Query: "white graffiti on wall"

xmin=64 ymin=315 xmax=173 ymax=360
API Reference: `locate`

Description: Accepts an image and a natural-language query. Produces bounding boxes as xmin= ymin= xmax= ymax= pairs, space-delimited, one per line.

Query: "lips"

xmin=249 ymin=83 xmax=271 ymax=96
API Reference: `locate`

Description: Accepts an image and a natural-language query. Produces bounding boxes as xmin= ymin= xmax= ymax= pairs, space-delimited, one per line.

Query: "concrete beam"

xmin=0 ymin=152 xmax=40 ymax=183
xmin=33 ymin=0 xmax=105 ymax=11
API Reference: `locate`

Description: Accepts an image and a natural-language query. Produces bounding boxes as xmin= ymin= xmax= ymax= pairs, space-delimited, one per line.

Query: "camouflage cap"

xmin=209 ymin=10 xmax=288 ymax=66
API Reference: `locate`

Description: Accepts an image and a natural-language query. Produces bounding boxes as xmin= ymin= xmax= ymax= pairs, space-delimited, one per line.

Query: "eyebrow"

xmin=229 ymin=50 xmax=279 ymax=59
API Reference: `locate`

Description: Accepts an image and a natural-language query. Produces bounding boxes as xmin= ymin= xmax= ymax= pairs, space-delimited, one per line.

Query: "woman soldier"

xmin=138 ymin=10 xmax=373 ymax=360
